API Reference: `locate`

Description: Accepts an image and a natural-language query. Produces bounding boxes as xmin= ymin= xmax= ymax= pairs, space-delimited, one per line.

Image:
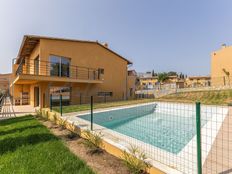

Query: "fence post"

xmin=196 ymin=102 xmax=202 ymax=174
xmin=60 ymin=94 xmax=62 ymax=116
xmin=50 ymin=94 xmax=52 ymax=112
xmin=76 ymin=66 xmax=78 ymax=79
xmin=91 ymin=96 xmax=93 ymax=131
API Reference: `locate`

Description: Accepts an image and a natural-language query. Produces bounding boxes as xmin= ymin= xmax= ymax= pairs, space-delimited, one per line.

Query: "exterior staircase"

xmin=0 ymin=96 xmax=16 ymax=120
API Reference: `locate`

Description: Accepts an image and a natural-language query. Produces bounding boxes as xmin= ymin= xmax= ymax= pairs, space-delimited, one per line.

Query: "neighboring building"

xmin=139 ymin=76 xmax=158 ymax=89
xmin=10 ymin=35 xmax=133 ymax=107
xmin=127 ymin=70 xmax=138 ymax=99
xmin=211 ymin=44 xmax=232 ymax=86
xmin=137 ymin=72 xmax=153 ymax=78
xmin=0 ymin=73 xmax=11 ymax=93
xmin=185 ymin=76 xmax=211 ymax=88
xmin=138 ymin=75 xmax=182 ymax=89
xmin=163 ymin=75 xmax=181 ymax=84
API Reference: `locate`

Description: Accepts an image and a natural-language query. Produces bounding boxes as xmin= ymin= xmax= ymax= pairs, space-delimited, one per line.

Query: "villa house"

xmin=211 ymin=44 xmax=232 ymax=86
xmin=185 ymin=76 xmax=211 ymax=88
xmin=138 ymin=75 xmax=182 ymax=90
xmin=139 ymin=76 xmax=158 ymax=89
xmin=10 ymin=35 xmax=133 ymax=107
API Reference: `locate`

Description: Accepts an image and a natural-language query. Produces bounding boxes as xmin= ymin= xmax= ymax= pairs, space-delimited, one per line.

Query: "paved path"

xmin=12 ymin=105 xmax=36 ymax=116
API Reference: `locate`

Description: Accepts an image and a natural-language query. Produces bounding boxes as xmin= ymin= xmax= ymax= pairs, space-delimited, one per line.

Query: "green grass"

xmin=157 ymin=89 xmax=232 ymax=105
xmin=53 ymin=99 xmax=156 ymax=114
xmin=0 ymin=115 xmax=95 ymax=174
xmin=52 ymin=90 xmax=232 ymax=114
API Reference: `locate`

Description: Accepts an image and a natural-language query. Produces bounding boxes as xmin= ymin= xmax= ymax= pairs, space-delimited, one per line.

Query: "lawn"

xmin=157 ymin=89 xmax=232 ymax=105
xmin=53 ymin=98 xmax=155 ymax=114
xmin=52 ymin=90 xmax=232 ymax=114
xmin=0 ymin=115 xmax=95 ymax=174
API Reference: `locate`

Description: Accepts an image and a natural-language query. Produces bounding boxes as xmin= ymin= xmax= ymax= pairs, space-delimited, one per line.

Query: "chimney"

xmin=102 ymin=42 xmax=108 ymax=48
xmin=222 ymin=43 xmax=227 ymax=49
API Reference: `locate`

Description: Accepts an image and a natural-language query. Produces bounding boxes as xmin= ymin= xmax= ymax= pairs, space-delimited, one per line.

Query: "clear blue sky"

xmin=0 ymin=0 xmax=232 ymax=75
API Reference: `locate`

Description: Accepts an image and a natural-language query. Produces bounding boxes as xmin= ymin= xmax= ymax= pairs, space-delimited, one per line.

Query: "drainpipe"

xmin=126 ymin=64 xmax=132 ymax=100
xmin=125 ymin=67 xmax=128 ymax=100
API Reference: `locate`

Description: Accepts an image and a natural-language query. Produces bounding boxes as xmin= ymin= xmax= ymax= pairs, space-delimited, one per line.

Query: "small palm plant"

xmin=44 ymin=111 xmax=49 ymax=121
xmin=59 ymin=118 xmax=68 ymax=131
xmin=53 ymin=113 xmax=58 ymax=124
xmin=35 ymin=109 xmax=42 ymax=118
xmin=82 ymin=130 xmax=103 ymax=155
xmin=121 ymin=145 xmax=151 ymax=174
xmin=67 ymin=122 xmax=78 ymax=140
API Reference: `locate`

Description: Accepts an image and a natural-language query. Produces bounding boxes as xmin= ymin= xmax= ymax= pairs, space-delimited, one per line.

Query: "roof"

xmin=128 ymin=69 xmax=137 ymax=73
xmin=140 ymin=76 xmax=158 ymax=80
xmin=16 ymin=35 xmax=132 ymax=64
xmin=0 ymin=73 xmax=12 ymax=78
xmin=128 ymin=69 xmax=137 ymax=76
xmin=139 ymin=75 xmax=179 ymax=80
xmin=188 ymin=76 xmax=211 ymax=80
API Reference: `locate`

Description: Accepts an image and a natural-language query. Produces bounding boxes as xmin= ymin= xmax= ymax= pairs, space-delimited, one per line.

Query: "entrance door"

xmin=34 ymin=87 xmax=39 ymax=107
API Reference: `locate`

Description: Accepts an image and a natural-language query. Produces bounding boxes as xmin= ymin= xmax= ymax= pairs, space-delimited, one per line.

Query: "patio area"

xmin=0 ymin=97 xmax=35 ymax=120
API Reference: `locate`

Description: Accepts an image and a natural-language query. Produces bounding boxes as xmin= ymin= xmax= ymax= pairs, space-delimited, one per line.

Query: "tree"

xmin=152 ymin=70 xmax=155 ymax=77
xmin=158 ymin=72 xmax=169 ymax=83
xmin=167 ymin=71 xmax=177 ymax=76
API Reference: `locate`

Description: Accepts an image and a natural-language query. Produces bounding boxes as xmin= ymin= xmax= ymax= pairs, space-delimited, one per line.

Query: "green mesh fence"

xmin=52 ymin=94 xmax=231 ymax=174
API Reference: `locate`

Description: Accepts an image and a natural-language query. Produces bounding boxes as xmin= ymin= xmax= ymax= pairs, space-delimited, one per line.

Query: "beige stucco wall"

xmin=40 ymin=39 xmax=128 ymax=100
xmin=211 ymin=46 xmax=232 ymax=86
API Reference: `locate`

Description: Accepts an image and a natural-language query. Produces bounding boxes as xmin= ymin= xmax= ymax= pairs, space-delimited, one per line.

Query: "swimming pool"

xmin=79 ymin=103 xmax=207 ymax=154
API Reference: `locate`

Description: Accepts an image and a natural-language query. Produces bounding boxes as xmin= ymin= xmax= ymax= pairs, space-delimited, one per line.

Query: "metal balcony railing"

xmin=15 ymin=59 xmax=101 ymax=81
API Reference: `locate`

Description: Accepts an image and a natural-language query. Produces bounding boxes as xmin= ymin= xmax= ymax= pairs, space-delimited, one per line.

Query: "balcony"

xmin=14 ymin=59 xmax=103 ymax=84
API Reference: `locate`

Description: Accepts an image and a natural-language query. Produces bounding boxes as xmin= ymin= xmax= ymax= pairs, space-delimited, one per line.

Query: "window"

xmin=97 ymin=92 xmax=113 ymax=97
xmin=34 ymin=56 xmax=39 ymax=75
xmin=50 ymin=55 xmax=70 ymax=77
xmin=129 ymin=88 xmax=133 ymax=97
xmin=50 ymin=87 xmax=71 ymax=106
xmin=99 ymin=68 xmax=104 ymax=75
xmin=61 ymin=58 xmax=70 ymax=77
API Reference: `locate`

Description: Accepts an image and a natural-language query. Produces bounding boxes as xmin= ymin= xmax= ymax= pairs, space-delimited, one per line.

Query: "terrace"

xmin=14 ymin=58 xmax=103 ymax=84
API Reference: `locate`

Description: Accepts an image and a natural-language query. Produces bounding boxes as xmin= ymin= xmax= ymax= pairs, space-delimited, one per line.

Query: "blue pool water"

xmin=79 ymin=104 xmax=206 ymax=154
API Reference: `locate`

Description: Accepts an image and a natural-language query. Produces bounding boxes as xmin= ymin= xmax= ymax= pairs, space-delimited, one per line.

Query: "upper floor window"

xmin=34 ymin=56 xmax=39 ymax=75
xmin=50 ymin=55 xmax=70 ymax=77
